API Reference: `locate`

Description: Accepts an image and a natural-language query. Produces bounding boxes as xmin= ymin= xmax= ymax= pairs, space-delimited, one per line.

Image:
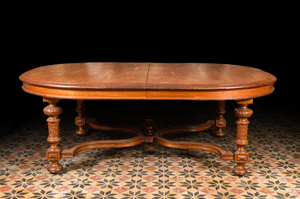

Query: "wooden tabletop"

xmin=20 ymin=62 xmax=276 ymax=100
xmin=147 ymin=63 xmax=276 ymax=90
xmin=20 ymin=63 xmax=150 ymax=90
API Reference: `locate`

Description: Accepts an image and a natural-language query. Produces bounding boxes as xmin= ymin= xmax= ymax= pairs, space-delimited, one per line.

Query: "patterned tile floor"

xmin=0 ymin=100 xmax=299 ymax=199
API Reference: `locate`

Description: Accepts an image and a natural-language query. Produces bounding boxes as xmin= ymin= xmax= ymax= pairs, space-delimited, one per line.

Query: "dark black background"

xmin=3 ymin=11 xmax=297 ymax=136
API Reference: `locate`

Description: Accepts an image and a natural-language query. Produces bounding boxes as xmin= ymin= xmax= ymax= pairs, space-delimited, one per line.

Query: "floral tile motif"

xmin=0 ymin=101 xmax=299 ymax=198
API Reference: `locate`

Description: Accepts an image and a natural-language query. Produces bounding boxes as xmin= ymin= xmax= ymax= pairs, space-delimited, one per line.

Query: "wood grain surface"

xmin=19 ymin=62 xmax=276 ymax=100
xmin=147 ymin=63 xmax=276 ymax=90
xmin=20 ymin=62 xmax=150 ymax=89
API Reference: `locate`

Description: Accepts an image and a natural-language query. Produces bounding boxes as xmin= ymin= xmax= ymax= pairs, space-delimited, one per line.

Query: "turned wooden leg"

xmin=215 ymin=100 xmax=226 ymax=137
xmin=43 ymin=98 xmax=63 ymax=173
xmin=75 ymin=100 xmax=87 ymax=135
xmin=233 ymin=99 xmax=253 ymax=176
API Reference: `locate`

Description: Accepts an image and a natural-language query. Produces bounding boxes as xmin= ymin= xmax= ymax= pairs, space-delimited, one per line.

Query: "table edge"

xmin=20 ymin=74 xmax=277 ymax=91
xmin=22 ymin=82 xmax=275 ymax=101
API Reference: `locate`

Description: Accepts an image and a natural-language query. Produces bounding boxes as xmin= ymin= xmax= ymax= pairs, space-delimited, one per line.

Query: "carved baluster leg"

xmin=75 ymin=100 xmax=87 ymax=135
xmin=233 ymin=99 xmax=253 ymax=176
xmin=43 ymin=98 xmax=63 ymax=173
xmin=215 ymin=100 xmax=226 ymax=137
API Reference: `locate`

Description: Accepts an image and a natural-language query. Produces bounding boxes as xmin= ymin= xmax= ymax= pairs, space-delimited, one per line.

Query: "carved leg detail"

xmin=233 ymin=99 xmax=253 ymax=176
xmin=215 ymin=100 xmax=226 ymax=137
xmin=43 ymin=98 xmax=63 ymax=173
xmin=75 ymin=100 xmax=87 ymax=135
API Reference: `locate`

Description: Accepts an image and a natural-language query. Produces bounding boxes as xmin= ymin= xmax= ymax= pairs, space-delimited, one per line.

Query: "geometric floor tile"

xmin=1 ymin=101 xmax=299 ymax=198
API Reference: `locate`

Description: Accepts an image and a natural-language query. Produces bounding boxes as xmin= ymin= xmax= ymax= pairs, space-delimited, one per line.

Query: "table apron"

xmin=146 ymin=85 xmax=274 ymax=100
xmin=22 ymin=83 xmax=274 ymax=100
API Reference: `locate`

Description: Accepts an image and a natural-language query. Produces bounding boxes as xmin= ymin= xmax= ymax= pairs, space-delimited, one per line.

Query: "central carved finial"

xmin=143 ymin=117 xmax=156 ymax=136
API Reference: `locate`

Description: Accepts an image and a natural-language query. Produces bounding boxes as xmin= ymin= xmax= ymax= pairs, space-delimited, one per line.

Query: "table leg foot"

xmin=75 ymin=100 xmax=87 ymax=135
xmin=215 ymin=100 xmax=226 ymax=137
xmin=47 ymin=161 xmax=63 ymax=174
xmin=233 ymin=164 xmax=247 ymax=175
xmin=233 ymin=99 xmax=253 ymax=176
xmin=43 ymin=98 xmax=64 ymax=174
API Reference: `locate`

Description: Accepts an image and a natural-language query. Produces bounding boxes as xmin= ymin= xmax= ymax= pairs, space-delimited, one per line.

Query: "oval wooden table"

xmin=19 ymin=62 xmax=276 ymax=175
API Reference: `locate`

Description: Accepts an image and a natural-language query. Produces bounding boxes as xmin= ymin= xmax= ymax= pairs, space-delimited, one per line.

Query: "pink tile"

xmin=199 ymin=188 xmax=215 ymax=194
xmin=170 ymin=166 xmax=182 ymax=171
xmin=143 ymin=176 xmax=157 ymax=182
xmin=0 ymin=186 xmax=12 ymax=192
xmin=94 ymin=165 xmax=106 ymax=171
xmin=171 ymin=176 xmax=184 ymax=182
xmin=260 ymin=188 xmax=274 ymax=195
xmin=114 ymin=187 xmax=128 ymax=193
xmin=142 ymin=187 xmax=157 ymax=193
xmin=144 ymin=166 xmax=157 ymax=171
xmin=9 ymin=174 xmax=23 ymax=180
xmin=56 ymin=186 xmax=70 ymax=193
xmin=117 ymin=176 xmax=130 ymax=181
xmin=27 ymin=186 xmax=41 ymax=192
xmin=85 ymin=186 xmax=99 ymax=193
xmin=119 ymin=166 xmax=132 ymax=171
xmin=229 ymin=188 xmax=245 ymax=194
xmin=172 ymin=187 xmax=186 ymax=193
xmin=90 ymin=175 xmax=103 ymax=181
